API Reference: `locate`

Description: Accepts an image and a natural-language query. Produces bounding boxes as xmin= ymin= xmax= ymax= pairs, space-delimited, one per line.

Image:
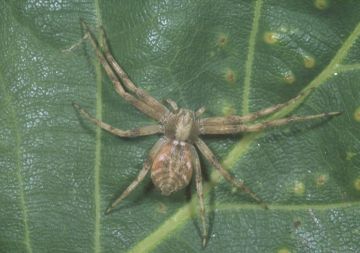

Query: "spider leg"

xmin=80 ymin=22 xmax=167 ymax=121
xmin=195 ymin=107 xmax=206 ymax=117
xmin=105 ymin=160 xmax=151 ymax=214
xmin=73 ymin=102 xmax=163 ymax=137
xmin=200 ymin=88 xmax=314 ymax=126
xmin=164 ymin=98 xmax=179 ymax=112
xmin=97 ymin=24 xmax=170 ymax=117
xmin=190 ymin=145 xmax=207 ymax=247
xmin=195 ymin=138 xmax=267 ymax=208
xmin=200 ymin=111 xmax=341 ymax=135
xmin=105 ymin=138 xmax=166 ymax=214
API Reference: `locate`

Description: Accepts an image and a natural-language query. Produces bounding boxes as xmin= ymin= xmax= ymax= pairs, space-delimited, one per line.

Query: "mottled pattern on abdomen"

xmin=151 ymin=140 xmax=193 ymax=196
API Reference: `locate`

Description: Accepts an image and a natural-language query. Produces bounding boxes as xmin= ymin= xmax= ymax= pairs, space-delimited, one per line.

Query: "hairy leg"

xmin=98 ymin=25 xmax=170 ymax=118
xmin=164 ymin=98 xmax=179 ymax=112
xmin=80 ymin=22 xmax=166 ymax=121
xmin=195 ymin=107 xmax=206 ymax=117
xmin=190 ymin=146 xmax=207 ymax=247
xmin=105 ymin=161 xmax=151 ymax=214
xmin=195 ymin=138 xmax=267 ymax=207
xmin=105 ymin=138 xmax=167 ymax=213
xmin=200 ymin=111 xmax=341 ymax=135
xmin=200 ymin=88 xmax=314 ymax=126
xmin=73 ymin=102 xmax=163 ymax=137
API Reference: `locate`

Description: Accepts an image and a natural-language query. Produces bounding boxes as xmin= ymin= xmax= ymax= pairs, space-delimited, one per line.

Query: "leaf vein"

xmin=0 ymin=70 xmax=32 ymax=253
xmin=242 ymin=0 xmax=263 ymax=115
xmin=93 ymin=1 xmax=103 ymax=252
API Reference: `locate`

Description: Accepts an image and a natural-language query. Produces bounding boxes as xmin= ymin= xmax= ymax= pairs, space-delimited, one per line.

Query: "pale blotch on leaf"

xmin=346 ymin=151 xmax=357 ymax=161
xmin=263 ymin=31 xmax=281 ymax=44
xmin=224 ymin=68 xmax=236 ymax=84
xmin=303 ymin=54 xmax=316 ymax=69
xmin=278 ymin=248 xmax=291 ymax=253
xmin=353 ymin=106 xmax=360 ymax=122
xmin=221 ymin=102 xmax=236 ymax=116
xmin=354 ymin=178 xmax=360 ymax=191
xmin=210 ymin=170 xmax=221 ymax=183
xmin=283 ymin=70 xmax=296 ymax=85
xmin=314 ymin=0 xmax=330 ymax=10
xmin=293 ymin=181 xmax=305 ymax=196
xmin=315 ymin=174 xmax=328 ymax=187
xmin=157 ymin=202 xmax=167 ymax=214
xmin=279 ymin=26 xmax=289 ymax=33
xmin=217 ymin=33 xmax=229 ymax=48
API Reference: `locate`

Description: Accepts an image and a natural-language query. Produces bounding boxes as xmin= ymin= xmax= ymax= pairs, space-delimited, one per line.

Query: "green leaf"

xmin=1 ymin=1 xmax=360 ymax=252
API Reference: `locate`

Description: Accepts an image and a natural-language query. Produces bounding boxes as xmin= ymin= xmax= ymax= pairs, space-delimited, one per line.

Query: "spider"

xmin=72 ymin=22 xmax=341 ymax=247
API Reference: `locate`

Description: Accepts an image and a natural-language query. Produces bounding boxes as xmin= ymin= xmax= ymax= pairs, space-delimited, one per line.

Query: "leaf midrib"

xmin=242 ymin=0 xmax=262 ymax=115
xmin=93 ymin=0 xmax=103 ymax=253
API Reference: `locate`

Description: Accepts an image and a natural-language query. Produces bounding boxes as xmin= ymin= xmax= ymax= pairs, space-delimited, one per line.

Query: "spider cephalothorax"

xmin=163 ymin=108 xmax=200 ymax=142
xmin=72 ymin=22 xmax=341 ymax=247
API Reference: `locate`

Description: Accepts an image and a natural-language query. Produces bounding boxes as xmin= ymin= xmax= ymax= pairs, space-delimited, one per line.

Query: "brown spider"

xmin=72 ymin=22 xmax=340 ymax=247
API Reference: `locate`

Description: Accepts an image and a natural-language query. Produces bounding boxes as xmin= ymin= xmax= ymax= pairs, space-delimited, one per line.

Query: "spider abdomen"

xmin=151 ymin=139 xmax=194 ymax=196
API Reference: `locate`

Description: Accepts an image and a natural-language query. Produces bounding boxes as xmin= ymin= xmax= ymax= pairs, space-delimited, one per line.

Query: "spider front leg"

xmin=195 ymin=138 xmax=267 ymax=208
xmin=73 ymin=102 xmax=163 ymax=137
xmin=200 ymin=88 xmax=314 ymax=126
xmin=82 ymin=22 xmax=170 ymax=119
xmin=79 ymin=22 xmax=168 ymax=122
xmin=200 ymin=111 xmax=341 ymax=134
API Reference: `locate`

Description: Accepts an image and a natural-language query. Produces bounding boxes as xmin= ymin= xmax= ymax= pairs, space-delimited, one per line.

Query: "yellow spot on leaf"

xmin=278 ymin=248 xmax=291 ymax=253
xmin=354 ymin=178 xmax=360 ymax=191
xmin=294 ymin=181 xmax=305 ymax=196
xmin=316 ymin=174 xmax=328 ymax=187
xmin=222 ymin=103 xmax=236 ymax=116
xmin=283 ymin=71 xmax=296 ymax=84
xmin=314 ymin=0 xmax=330 ymax=10
xmin=346 ymin=151 xmax=357 ymax=161
xmin=263 ymin=32 xmax=280 ymax=44
xmin=303 ymin=54 xmax=316 ymax=68
xmin=353 ymin=107 xmax=360 ymax=122
xmin=224 ymin=68 xmax=236 ymax=84
xmin=217 ymin=33 xmax=229 ymax=47
xmin=157 ymin=202 xmax=167 ymax=214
